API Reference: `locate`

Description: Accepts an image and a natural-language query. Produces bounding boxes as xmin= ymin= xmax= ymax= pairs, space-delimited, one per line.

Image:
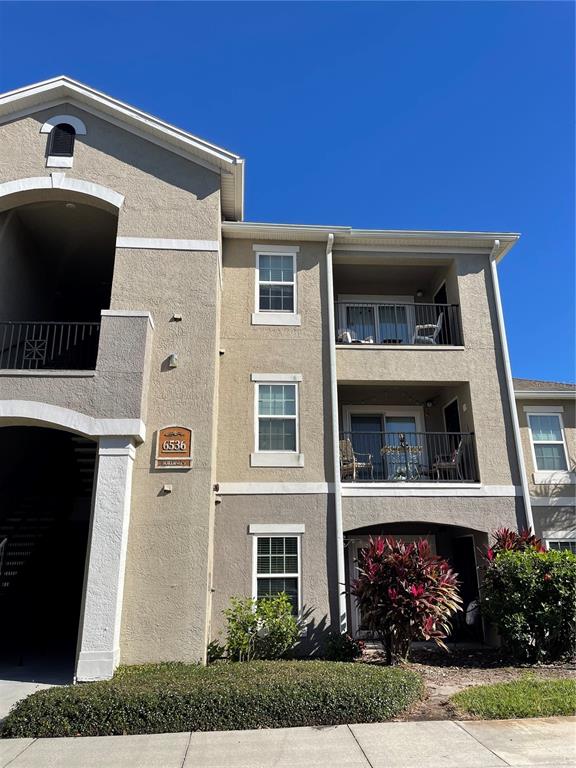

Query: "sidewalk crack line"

xmin=180 ymin=731 xmax=193 ymax=768
xmin=453 ymin=720 xmax=512 ymax=766
xmin=347 ymin=724 xmax=375 ymax=768
xmin=4 ymin=737 xmax=38 ymax=767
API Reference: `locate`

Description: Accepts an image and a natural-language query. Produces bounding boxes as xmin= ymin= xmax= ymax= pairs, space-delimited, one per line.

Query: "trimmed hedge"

xmin=451 ymin=677 xmax=576 ymax=719
xmin=1 ymin=661 xmax=424 ymax=738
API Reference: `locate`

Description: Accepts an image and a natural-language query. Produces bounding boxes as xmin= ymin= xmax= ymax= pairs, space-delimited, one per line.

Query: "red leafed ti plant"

xmin=351 ymin=536 xmax=462 ymax=665
xmin=485 ymin=527 xmax=546 ymax=562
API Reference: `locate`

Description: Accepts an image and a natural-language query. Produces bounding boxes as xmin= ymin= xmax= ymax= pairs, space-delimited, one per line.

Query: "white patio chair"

xmin=412 ymin=311 xmax=444 ymax=345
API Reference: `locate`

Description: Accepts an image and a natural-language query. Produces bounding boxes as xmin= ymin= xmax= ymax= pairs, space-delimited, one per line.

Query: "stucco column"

xmin=76 ymin=436 xmax=135 ymax=681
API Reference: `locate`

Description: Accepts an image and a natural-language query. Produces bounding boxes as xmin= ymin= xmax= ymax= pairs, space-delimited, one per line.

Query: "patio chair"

xmin=337 ymin=329 xmax=374 ymax=344
xmin=432 ymin=438 xmax=464 ymax=480
xmin=412 ymin=311 xmax=444 ymax=345
xmin=339 ymin=438 xmax=374 ymax=481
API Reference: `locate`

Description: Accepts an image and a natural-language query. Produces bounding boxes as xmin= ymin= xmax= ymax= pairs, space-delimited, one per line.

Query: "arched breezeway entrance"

xmin=0 ymin=402 xmax=141 ymax=686
xmin=344 ymin=522 xmax=488 ymax=643
xmin=0 ymin=426 xmax=96 ymax=678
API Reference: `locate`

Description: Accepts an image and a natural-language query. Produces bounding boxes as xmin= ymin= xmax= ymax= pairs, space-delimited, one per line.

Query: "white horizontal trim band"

xmin=252 ymin=244 xmax=300 ymax=253
xmin=336 ymin=344 xmax=465 ymax=351
xmin=47 ymin=156 xmax=73 ymax=168
xmin=251 ymin=373 xmax=302 ymax=382
xmin=251 ymin=312 xmax=301 ymax=326
xmin=341 ymin=484 xmax=521 ymax=498
xmin=249 ymin=524 xmax=305 ymax=534
xmin=116 ymin=237 xmax=219 ymax=251
xmin=516 ymin=392 xmax=576 ymax=400
xmin=219 ymin=483 xmax=332 ymax=495
xmin=533 ymin=471 xmax=575 ymax=485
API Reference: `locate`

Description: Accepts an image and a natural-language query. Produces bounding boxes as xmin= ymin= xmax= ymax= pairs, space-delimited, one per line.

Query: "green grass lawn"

xmin=451 ymin=676 xmax=576 ymax=720
xmin=1 ymin=660 xmax=424 ymax=739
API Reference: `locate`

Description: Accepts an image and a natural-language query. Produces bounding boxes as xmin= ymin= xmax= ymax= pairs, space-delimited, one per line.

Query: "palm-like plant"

xmin=351 ymin=536 xmax=462 ymax=664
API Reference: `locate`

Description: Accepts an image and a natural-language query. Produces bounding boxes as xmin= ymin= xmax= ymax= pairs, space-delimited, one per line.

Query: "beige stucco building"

xmin=0 ymin=77 xmax=572 ymax=681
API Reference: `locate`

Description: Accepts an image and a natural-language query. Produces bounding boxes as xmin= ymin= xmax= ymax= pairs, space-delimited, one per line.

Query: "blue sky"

xmin=0 ymin=2 xmax=574 ymax=382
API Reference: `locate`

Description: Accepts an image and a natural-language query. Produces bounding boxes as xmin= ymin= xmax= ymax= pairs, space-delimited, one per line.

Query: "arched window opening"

xmin=48 ymin=123 xmax=76 ymax=157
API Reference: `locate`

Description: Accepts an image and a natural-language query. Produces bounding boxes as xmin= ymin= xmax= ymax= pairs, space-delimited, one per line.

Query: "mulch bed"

xmin=363 ymin=645 xmax=576 ymax=720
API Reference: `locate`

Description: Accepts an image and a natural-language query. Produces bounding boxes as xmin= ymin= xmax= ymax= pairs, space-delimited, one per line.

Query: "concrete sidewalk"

xmin=1 ymin=717 xmax=575 ymax=768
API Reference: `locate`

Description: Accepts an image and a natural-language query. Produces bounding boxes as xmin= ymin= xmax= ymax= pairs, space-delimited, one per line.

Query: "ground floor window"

xmin=254 ymin=535 xmax=300 ymax=614
xmin=547 ymin=540 xmax=576 ymax=554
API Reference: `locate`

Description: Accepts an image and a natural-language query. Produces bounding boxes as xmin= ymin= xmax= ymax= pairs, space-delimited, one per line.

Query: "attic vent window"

xmin=48 ymin=123 xmax=76 ymax=157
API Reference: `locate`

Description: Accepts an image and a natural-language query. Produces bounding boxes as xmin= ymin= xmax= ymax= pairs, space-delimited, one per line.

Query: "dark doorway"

xmin=450 ymin=536 xmax=483 ymax=642
xmin=0 ymin=427 xmax=96 ymax=673
xmin=443 ymin=399 xmax=461 ymax=433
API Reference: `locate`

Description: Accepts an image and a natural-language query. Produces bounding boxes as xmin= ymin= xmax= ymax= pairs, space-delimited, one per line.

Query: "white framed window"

xmin=250 ymin=373 xmax=304 ymax=467
xmin=250 ymin=529 xmax=302 ymax=615
xmin=252 ymin=244 xmax=301 ymax=326
xmin=527 ymin=412 xmax=569 ymax=479
xmin=547 ymin=540 xmax=576 ymax=554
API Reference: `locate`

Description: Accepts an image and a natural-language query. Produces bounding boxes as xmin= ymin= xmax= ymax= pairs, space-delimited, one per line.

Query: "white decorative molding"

xmin=40 ymin=114 xmax=87 ymax=134
xmin=252 ymin=243 xmax=300 ymax=253
xmin=115 ymin=237 xmax=219 ymax=251
xmin=523 ymin=405 xmax=564 ymax=413
xmin=249 ymin=523 xmax=305 ymax=534
xmin=341 ymin=484 xmax=521 ymax=498
xmin=517 ymin=392 xmax=576 ymax=400
xmin=0 ymin=370 xmax=96 ymax=378
xmin=250 ymin=373 xmax=302 ymax=382
xmin=0 ymin=400 xmax=145 ymax=442
xmin=101 ymin=309 xmax=155 ymax=329
xmin=219 ymin=482 xmax=332 ymax=495
xmin=46 ymin=156 xmax=73 ymax=168
xmin=533 ymin=471 xmax=575 ymax=485
xmin=530 ymin=496 xmax=576 ymax=507
xmin=336 ymin=344 xmax=465 ymax=351
xmin=250 ymin=452 xmax=305 ymax=468
xmin=251 ymin=312 xmax=302 ymax=326
xmin=0 ymin=176 xmax=124 ymax=209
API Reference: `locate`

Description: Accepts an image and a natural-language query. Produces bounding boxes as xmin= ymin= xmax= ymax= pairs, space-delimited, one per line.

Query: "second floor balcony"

xmin=339 ymin=430 xmax=478 ymax=483
xmin=0 ymin=321 xmax=101 ymax=370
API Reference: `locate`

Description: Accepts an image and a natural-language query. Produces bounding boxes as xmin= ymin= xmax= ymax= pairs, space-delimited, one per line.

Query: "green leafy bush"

xmin=482 ymin=547 xmax=576 ymax=662
xmin=1 ymin=661 xmax=424 ymax=738
xmin=323 ymin=632 xmax=365 ymax=661
xmin=452 ymin=676 xmax=576 ymax=719
xmin=224 ymin=593 xmax=300 ymax=661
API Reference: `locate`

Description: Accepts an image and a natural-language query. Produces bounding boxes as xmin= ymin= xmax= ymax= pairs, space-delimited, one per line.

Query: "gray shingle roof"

xmin=513 ymin=377 xmax=576 ymax=392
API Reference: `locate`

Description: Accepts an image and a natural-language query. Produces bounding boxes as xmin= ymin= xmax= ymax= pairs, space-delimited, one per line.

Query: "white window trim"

xmin=546 ymin=539 xmax=576 ymax=553
xmin=252 ymin=248 xmax=300 ymax=326
xmin=251 ymin=376 xmax=304 ymax=467
xmin=47 ymin=155 xmax=74 ymax=168
xmin=251 ymin=532 xmax=302 ymax=615
xmin=526 ymin=411 xmax=571 ymax=482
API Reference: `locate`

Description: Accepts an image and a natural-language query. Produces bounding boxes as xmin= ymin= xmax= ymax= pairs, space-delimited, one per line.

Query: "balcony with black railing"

xmin=339 ymin=431 xmax=478 ymax=483
xmin=0 ymin=322 xmax=100 ymax=370
xmin=335 ymin=302 xmax=463 ymax=346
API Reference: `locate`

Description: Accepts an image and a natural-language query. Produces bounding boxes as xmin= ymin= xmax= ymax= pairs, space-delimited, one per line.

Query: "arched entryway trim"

xmin=0 ymin=175 xmax=124 ymax=211
xmin=0 ymin=400 xmax=145 ymax=442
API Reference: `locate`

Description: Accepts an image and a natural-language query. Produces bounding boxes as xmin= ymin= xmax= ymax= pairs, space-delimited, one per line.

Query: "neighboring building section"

xmin=514 ymin=378 xmax=576 ymax=550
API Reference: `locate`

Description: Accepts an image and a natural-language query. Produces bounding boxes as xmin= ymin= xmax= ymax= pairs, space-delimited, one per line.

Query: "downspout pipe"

xmin=325 ymin=232 xmax=347 ymax=632
xmin=489 ymin=240 xmax=534 ymax=532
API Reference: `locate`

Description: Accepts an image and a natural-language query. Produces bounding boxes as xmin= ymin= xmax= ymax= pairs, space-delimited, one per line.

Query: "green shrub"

xmin=1 ymin=661 xmax=424 ymax=738
xmin=323 ymin=632 xmax=365 ymax=661
xmin=452 ymin=676 xmax=576 ymax=719
xmin=482 ymin=548 xmax=576 ymax=662
xmin=224 ymin=593 xmax=300 ymax=661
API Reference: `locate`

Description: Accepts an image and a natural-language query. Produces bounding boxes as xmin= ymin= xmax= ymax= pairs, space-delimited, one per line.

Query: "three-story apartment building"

xmin=0 ymin=77 xmax=540 ymax=681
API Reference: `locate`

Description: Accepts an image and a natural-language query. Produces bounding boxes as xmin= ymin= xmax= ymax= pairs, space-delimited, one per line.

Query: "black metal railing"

xmin=335 ymin=302 xmax=463 ymax=346
xmin=339 ymin=431 xmax=478 ymax=482
xmin=0 ymin=322 xmax=100 ymax=370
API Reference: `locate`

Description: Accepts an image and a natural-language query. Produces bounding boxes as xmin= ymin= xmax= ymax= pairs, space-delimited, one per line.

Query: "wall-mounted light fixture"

xmin=416 ymin=289 xmax=424 ymax=298
xmin=168 ymin=353 xmax=178 ymax=368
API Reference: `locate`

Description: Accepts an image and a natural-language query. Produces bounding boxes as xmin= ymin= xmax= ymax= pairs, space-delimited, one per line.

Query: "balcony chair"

xmin=339 ymin=438 xmax=374 ymax=481
xmin=337 ymin=329 xmax=374 ymax=344
xmin=412 ymin=311 xmax=444 ymax=345
xmin=432 ymin=438 xmax=464 ymax=480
